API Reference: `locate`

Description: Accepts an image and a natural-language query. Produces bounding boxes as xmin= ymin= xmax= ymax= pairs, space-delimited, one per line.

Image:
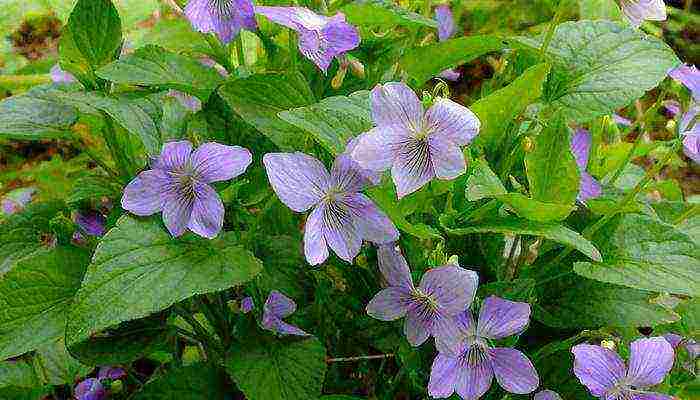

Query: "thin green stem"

xmin=173 ymin=306 xmax=224 ymax=361
xmin=289 ymin=29 xmax=298 ymax=71
xmin=673 ymin=204 xmax=700 ymax=225
xmin=327 ymin=354 xmax=394 ymax=363
xmin=540 ymin=0 xmax=568 ymax=58
xmin=608 ymin=129 xmax=644 ymax=186
xmin=0 ymin=74 xmax=51 ymax=89
xmin=235 ymin=36 xmax=246 ymax=67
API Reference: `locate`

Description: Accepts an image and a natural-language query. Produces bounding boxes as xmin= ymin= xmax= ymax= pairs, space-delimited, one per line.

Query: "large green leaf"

xmin=578 ymin=0 xmax=623 ymax=20
xmin=0 ymin=95 xmax=78 ymax=140
xmin=66 ymin=216 xmax=262 ymax=346
xmin=524 ymin=113 xmax=580 ymax=206
xmin=401 ymin=36 xmax=508 ymax=86
xmin=97 ymin=45 xmax=225 ymax=101
xmin=0 ymin=247 xmax=89 ymax=359
xmin=441 ymin=215 xmax=601 ymax=262
xmin=67 ymin=174 xmax=123 ymax=205
xmin=518 ymin=20 xmax=680 ymax=122
xmin=574 ymin=214 xmax=700 ymax=296
xmin=133 ymin=364 xmax=226 ymax=400
xmin=226 ymin=337 xmax=327 ymax=400
xmin=342 ymin=0 xmax=437 ymax=29
xmin=0 ymin=386 xmax=50 ymax=400
xmin=279 ymin=91 xmax=372 ymax=156
xmin=0 ymin=360 xmax=38 ymax=389
xmin=32 ymin=340 xmax=92 ymax=386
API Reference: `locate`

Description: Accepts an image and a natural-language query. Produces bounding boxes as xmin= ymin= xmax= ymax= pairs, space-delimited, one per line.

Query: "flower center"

xmin=410 ymin=288 xmax=440 ymax=313
xmin=462 ymin=338 xmax=490 ymax=367
xmin=604 ymin=381 xmax=636 ymax=400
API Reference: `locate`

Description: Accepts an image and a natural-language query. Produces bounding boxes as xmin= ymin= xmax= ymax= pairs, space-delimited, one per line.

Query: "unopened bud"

xmin=666 ymin=119 xmax=676 ymax=133
xmin=331 ymin=64 xmax=347 ymax=89
xmin=601 ymin=340 xmax=616 ymax=350
xmin=348 ymin=58 xmax=365 ymax=79
xmin=523 ymin=136 xmax=534 ymax=152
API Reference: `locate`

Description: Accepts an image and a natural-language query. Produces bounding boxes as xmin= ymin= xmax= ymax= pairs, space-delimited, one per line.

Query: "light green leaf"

xmin=133 ymin=364 xmax=225 ymax=400
xmin=0 ymin=247 xmax=89 ymax=359
xmin=342 ymin=0 xmax=437 ymax=29
xmin=578 ymin=0 xmax=623 ymax=20
xmin=367 ymin=183 xmax=442 ymax=241
xmin=279 ymin=91 xmax=372 ymax=156
xmin=574 ymin=214 xmax=700 ymax=296
xmin=478 ymin=279 xmax=535 ymax=303
xmin=218 ymin=73 xmax=314 ymax=150
xmin=33 ymin=339 xmax=92 ymax=386
xmin=67 ymin=174 xmax=123 ymax=205
xmin=465 ymin=158 xmax=506 ymax=201
xmin=519 ymin=20 xmax=680 ymax=122
xmin=525 ymin=113 xmax=580 ymax=206
xmin=226 ymin=337 xmax=327 ymax=400
xmin=401 ymin=36 xmax=508 ymax=86
xmin=97 ymin=45 xmax=225 ymax=101
xmin=0 ymin=360 xmax=38 ymax=389
xmin=0 ymin=95 xmax=78 ymax=140
xmin=66 ymin=216 xmax=262 ymax=346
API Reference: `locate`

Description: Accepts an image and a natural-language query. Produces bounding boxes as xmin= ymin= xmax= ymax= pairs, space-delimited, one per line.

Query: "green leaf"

xmin=367 ymin=183 xmax=442 ymax=241
xmin=133 ymin=364 xmax=226 ymax=400
xmin=33 ymin=339 xmax=92 ymax=386
xmin=279 ymin=91 xmax=372 ymax=156
xmin=465 ymin=158 xmax=506 ymax=200
xmin=478 ymin=279 xmax=535 ymax=302
xmin=0 ymin=246 xmax=89 ymax=359
xmin=524 ymin=113 xmax=580 ymax=206
xmin=218 ymin=73 xmax=314 ymax=150
xmin=0 ymin=360 xmax=38 ymax=389
xmin=0 ymin=386 xmax=50 ymax=400
xmin=442 ymin=216 xmax=601 ymax=262
xmin=342 ymin=0 xmax=437 ymax=29
xmin=578 ymin=0 xmax=623 ymax=20
xmin=470 ymin=63 xmax=551 ymax=151
xmin=518 ymin=20 xmax=680 ymax=122
xmin=97 ymin=45 xmax=225 ymax=101
xmin=401 ymin=36 xmax=508 ymax=86
xmin=67 ymin=174 xmax=123 ymax=205
xmin=0 ymin=95 xmax=78 ymax=139
xmin=573 ymin=214 xmax=700 ymax=296
xmin=66 ymin=216 xmax=262 ymax=346
xmin=226 ymin=337 xmax=327 ymax=400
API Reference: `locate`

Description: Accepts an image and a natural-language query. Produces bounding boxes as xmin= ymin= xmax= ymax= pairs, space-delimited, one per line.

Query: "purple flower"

xmin=664 ymin=333 xmax=699 ymax=374
xmin=167 ymin=90 xmax=202 ymax=112
xmin=534 ymin=390 xmax=562 ymax=400
xmin=613 ymin=114 xmax=633 ymax=127
xmin=50 ymin=64 xmax=76 ymax=83
xmin=75 ymin=211 xmax=107 ymax=237
xmin=571 ymin=128 xmax=602 ymax=202
xmin=263 ymin=152 xmax=398 ymax=265
xmin=184 ymin=0 xmax=256 ymax=44
xmin=668 ymin=64 xmax=700 ymax=102
xmin=241 ymin=296 xmax=254 ymax=313
xmin=681 ymin=105 xmax=700 ymax=164
xmin=121 ymin=140 xmax=252 ymax=239
xmin=572 ymin=337 xmax=674 ymax=400
xmin=366 ymin=244 xmax=478 ymax=350
xmin=262 ymin=290 xmax=309 ymax=336
xmin=255 ymin=7 xmax=360 ymax=73
xmin=1 ymin=187 xmax=36 ymax=216
xmin=350 ymin=82 xmax=480 ymax=199
xmin=619 ymin=0 xmax=667 ymax=27
xmin=434 ymin=5 xmax=460 ymax=81
xmin=428 ymin=296 xmax=539 ymax=399
xmin=663 ymin=100 xmax=682 ymax=117
xmin=74 ymin=378 xmax=107 ymax=400
xmin=97 ymin=366 xmax=126 ymax=381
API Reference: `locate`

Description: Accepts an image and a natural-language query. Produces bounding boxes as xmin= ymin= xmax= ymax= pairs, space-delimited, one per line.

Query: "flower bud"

xmin=331 ymin=64 xmax=347 ymax=89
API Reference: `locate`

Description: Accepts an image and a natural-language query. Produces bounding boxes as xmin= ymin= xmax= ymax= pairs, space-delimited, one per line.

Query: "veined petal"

xmin=74 ymin=378 xmax=106 ymax=400
xmin=455 ymin=359 xmax=493 ymax=400
xmin=366 ymin=287 xmax=410 ymax=321
xmin=185 ymin=0 xmax=218 ymax=34
xmin=370 ymin=82 xmax=423 ymax=132
xmin=476 ymin=296 xmax=531 ymax=339
xmin=435 ymin=5 xmax=455 ymax=41
xmin=432 ymin=314 xmax=465 ymax=356
xmin=571 ymin=128 xmax=591 ymax=169
xmin=304 ymin=204 xmax=329 ymax=265
xmin=578 ymin=172 xmax=602 ymax=202
xmin=50 ymin=64 xmax=76 ymax=83
xmin=435 ymin=312 xmax=475 ymax=355
xmin=348 ymin=193 xmax=399 ymax=245
xmin=187 ymin=183 xmax=224 ymax=239
xmin=255 ymin=6 xmax=327 ymax=30
xmin=185 ymin=0 xmax=254 ymax=43
xmin=376 ymin=243 xmax=413 ymax=288
xmin=121 ymin=169 xmax=168 ymax=216
xmin=297 ymin=24 xmax=335 ymax=72
xmin=322 ymin=200 xmax=362 ymax=263
xmin=350 ymin=127 xmax=404 ymax=172
xmin=626 ymin=337 xmax=674 ymax=388
xmin=271 ymin=319 xmax=311 ymax=336
xmin=490 ymin=347 xmax=539 ymax=394
xmin=683 ymin=134 xmax=700 ymax=164
xmin=191 ymin=143 xmax=252 ymax=183
xmin=404 ymin=308 xmax=432 ymax=347
xmin=162 ymin=190 xmax=194 ymax=238
xmin=264 ymin=290 xmax=297 ymax=319
xmin=323 ymin=14 xmax=360 ymax=57
xmin=571 ymin=344 xmax=626 ymax=397
xmin=425 ymin=98 xmax=480 ymax=146
xmin=428 ymin=135 xmax=467 ymax=180
xmin=428 ymin=353 xmax=459 ymax=398
xmin=343 ymin=137 xmax=383 ymax=185
xmin=263 ymin=152 xmax=331 ymax=212
xmin=157 ymin=140 xmax=193 ymax=171
xmin=331 ymin=154 xmax=370 ymax=193
xmin=392 ymin=139 xmax=435 ymax=199
xmin=620 ymin=0 xmax=667 ymax=27
xmin=418 ymin=266 xmax=478 ymax=315
xmin=662 ymin=333 xmax=683 ymax=349
xmin=75 ymin=211 xmax=106 ymax=236
xmin=534 ymin=390 xmax=563 ymax=400
xmin=633 ymin=393 xmax=674 ymax=400
xmin=668 ymin=64 xmax=700 ymax=101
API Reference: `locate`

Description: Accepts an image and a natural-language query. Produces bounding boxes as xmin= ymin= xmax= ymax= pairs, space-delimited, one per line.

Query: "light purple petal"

xmin=626 ymin=337 xmax=674 ymax=388
xmin=263 ymin=152 xmax=331 ymax=212
xmin=331 ymin=154 xmax=370 ymax=193
xmin=370 ymin=82 xmax=423 ymax=132
xmin=435 ymin=311 xmax=476 ymax=355
xmin=613 ymin=114 xmax=633 ymax=126
xmin=404 ymin=309 xmax=431 ymax=347
xmin=121 ymin=169 xmax=168 ymax=216
xmin=438 ymin=68 xmax=461 ymax=81
xmin=680 ymin=105 xmax=699 ymax=134
xmin=297 ymin=24 xmax=336 ymax=72
xmin=435 ymin=5 xmax=455 ymax=41
xmin=455 ymin=359 xmax=494 ymax=400
xmin=571 ymin=128 xmax=591 ymax=169
xmin=391 ymin=139 xmax=435 ymax=199
xmin=350 ymin=193 xmax=399 ymax=244
xmin=322 ymin=14 xmax=361 ymax=57
xmin=75 ymin=211 xmax=106 ymax=236
xmin=376 ymin=243 xmax=413 ymax=288
xmin=534 ymin=390 xmax=563 ymax=400
xmin=157 ymin=140 xmax=193 ymax=171
xmin=418 ymin=265 xmax=478 ymax=315
xmin=323 ymin=203 xmax=362 ymax=263
xmin=74 ymin=378 xmax=106 ymax=400
xmin=1 ymin=187 xmax=36 ymax=215
xmin=304 ymin=204 xmax=329 ymax=265
xmin=97 ymin=366 xmax=126 ymax=381
xmin=571 ymin=344 xmax=626 ymax=397
xmin=662 ymin=333 xmax=683 ymax=349
xmin=490 ymin=347 xmax=539 ymax=394
xmin=668 ymin=64 xmax=700 ymax=101
xmin=428 ymin=135 xmax=467 ymax=180
xmin=185 ymin=0 xmax=255 ymax=44
xmin=663 ymin=100 xmax=681 ymax=117
xmin=264 ymin=290 xmax=297 ymax=319
xmin=366 ymin=287 xmax=410 ymax=321
xmin=350 ymin=127 xmax=404 ymax=172
xmin=578 ymin=172 xmax=602 ymax=202
xmin=431 ymin=314 xmax=465 ymax=356
xmin=50 ymin=64 xmax=76 ymax=83
xmin=255 ymin=6 xmax=327 ymax=30
xmin=633 ymin=393 xmax=675 ymax=400
xmin=425 ymin=98 xmax=481 ymax=146
xmin=191 ymin=143 xmax=252 ymax=183
xmin=162 ymin=189 xmax=194 ymax=237
xmin=187 ymin=182 xmax=224 ymax=239
xmin=343 ymin=137 xmax=383 ymax=185
xmin=683 ymin=134 xmax=700 ymax=164
xmin=269 ymin=319 xmax=311 ymax=336
xmin=241 ymin=297 xmax=254 ymax=313
xmin=428 ymin=353 xmax=459 ymax=398
xmin=476 ymin=296 xmax=531 ymax=339
xmin=620 ymin=0 xmax=667 ymax=27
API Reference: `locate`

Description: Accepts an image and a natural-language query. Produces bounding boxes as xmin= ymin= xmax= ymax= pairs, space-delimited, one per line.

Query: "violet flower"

xmin=262 ymin=290 xmax=309 ymax=336
xmin=571 ymin=128 xmax=602 ymax=202
xmin=613 ymin=114 xmax=633 ymax=127
xmin=50 ymin=64 xmax=76 ymax=83
xmin=241 ymin=296 xmax=254 ymax=313
xmin=434 ymin=5 xmax=460 ymax=81
xmin=75 ymin=211 xmax=107 ymax=237
xmin=668 ymin=64 xmax=699 ymax=102
xmin=121 ymin=140 xmax=252 ymax=239
xmin=664 ymin=333 xmax=699 ymax=374
xmin=350 ymin=82 xmax=480 ymax=199
xmin=184 ymin=0 xmax=256 ymax=44
xmin=97 ymin=366 xmax=126 ymax=381
xmin=663 ymin=100 xmax=682 ymax=117
xmin=619 ymin=0 xmax=667 ymax=27
xmin=263 ymin=152 xmax=398 ymax=265
xmin=74 ymin=378 xmax=107 ymax=400
xmin=680 ymin=105 xmax=700 ymax=164
xmin=428 ymin=296 xmax=539 ymax=399
xmin=255 ymin=6 xmax=360 ymax=73
xmin=534 ymin=390 xmax=562 ymax=400
xmin=1 ymin=187 xmax=36 ymax=216
xmin=366 ymin=244 xmax=479 ymax=350
xmin=572 ymin=337 xmax=674 ymax=400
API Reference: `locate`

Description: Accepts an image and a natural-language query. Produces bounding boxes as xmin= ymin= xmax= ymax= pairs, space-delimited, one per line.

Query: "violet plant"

xmin=0 ymin=0 xmax=697 ymax=399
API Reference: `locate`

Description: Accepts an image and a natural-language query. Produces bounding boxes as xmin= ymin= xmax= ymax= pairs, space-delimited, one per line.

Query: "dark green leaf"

xmin=342 ymin=0 xmax=437 ymax=29
xmin=133 ymin=364 xmax=226 ymax=400
xmin=0 ymin=387 xmax=50 ymax=400
xmin=67 ymin=174 xmax=123 ymax=205
xmin=32 ymin=340 xmax=92 ymax=386
xmin=0 ymin=360 xmax=38 ymax=389
xmin=0 ymin=95 xmax=78 ymax=140
xmin=478 ymin=279 xmax=535 ymax=302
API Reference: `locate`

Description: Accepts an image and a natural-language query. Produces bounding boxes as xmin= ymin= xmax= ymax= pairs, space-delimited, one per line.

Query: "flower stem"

xmin=235 ymin=36 xmax=246 ymax=67
xmin=327 ymin=354 xmax=394 ymax=363
xmin=289 ymin=29 xmax=298 ymax=71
